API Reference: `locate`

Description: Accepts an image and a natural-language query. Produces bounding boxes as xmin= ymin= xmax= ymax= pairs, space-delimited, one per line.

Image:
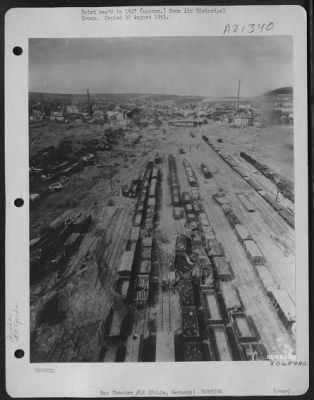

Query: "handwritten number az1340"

xmin=224 ymin=23 xmax=274 ymax=34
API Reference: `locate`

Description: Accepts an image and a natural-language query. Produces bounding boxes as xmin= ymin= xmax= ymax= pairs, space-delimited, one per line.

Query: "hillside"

xmin=263 ymin=87 xmax=293 ymax=97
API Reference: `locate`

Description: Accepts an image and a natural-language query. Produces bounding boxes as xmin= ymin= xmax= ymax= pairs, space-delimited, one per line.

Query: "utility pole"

xmin=252 ymin=128 xmax=258 ymax=151
xmin=87 ymin=89 xmax=91 ymax=116
xmin=39 ymin=93 xmax=45 ymax=116
xmin=236 ymin=79 xmax=241 ymax=111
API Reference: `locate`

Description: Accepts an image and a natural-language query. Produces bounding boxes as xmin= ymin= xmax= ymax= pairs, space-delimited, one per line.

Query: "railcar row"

xmin=115 ymin=161 xmax=161 ymax=308
xmin=182 ymin=159 xmax=198 ymax=187
xmin=213 ymin=195 xmax=295 ymax=337
xmin=168 ymin=154 xmax=182 ymax=209
xmin=171 ymin=179 xmax=267 ymax=361
xmin=202 ymin=135 xmax=294 ymax=228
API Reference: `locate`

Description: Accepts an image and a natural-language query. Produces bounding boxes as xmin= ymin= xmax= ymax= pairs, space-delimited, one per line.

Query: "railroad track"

xmin=95 ymin=207 xmax=133 ymax=318
xmin=156 ymin=244 xmax=172 ymax=332
xmin=105 ymin=207 xmax=131 ymax=270
xmin=52 ymin=150 xmax=155 ymax=224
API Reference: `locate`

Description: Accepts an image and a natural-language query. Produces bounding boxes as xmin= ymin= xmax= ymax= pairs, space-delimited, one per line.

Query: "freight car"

xmin=129 ymin=179 xmax=140 ymax=198
xmin=191 ymin=189 xmax=200 ymax=200
xmin=148 ymin=179 xmax=157 ymax=198
xmin=243 ymin=240 xmax=264 ymax=265
xmin=116 ymin=277 xmax=130 ymax=299
xmin=134 ymin=289 xmax=149 ymax=308
xmin=171 ymin=187 xmax=181 ymax=206
xmin=231 ymin=312 xmax=258 ymax=342
xmin=182 ymin=192 xmax=191 ymax=204
xmin=209 ymin=325 xmax=233 ymax=361
xmin=133 ymin=211 xmax=143 ymax=227
xmin=142 ymin=236 xmax=153 ymax=248
xmin=156 ymin=332 xmax=175 ymax=362
xmin=176 ymin=235 xmax=187 ymax=255
xmin=136 ymin=274 xmax=150 ymax=291
xmin=234 ymin=224 xmax=251 ymax=244
xmin=183 ymin=341 xmax=203 ymax=361
xmin=202 ymin=290 xmax=224 ymax=324
xmin=188 ymin=175 xmax=198 ymax=187
xmin=182 ymin=306 xmax=200 ymax=340
xmin=137 ymin=260 xmax=152 ymax=275
xmin=124 ymin=334 xmax=143 ymax=362
xmin=220 ymin=282 xmax=242 ymax=312
xmin=179 ymin=279 xmax=195 ymax=306
xmin=212 ymin=256 xmax=233 ymax=281
xmin=151 ymin=167 xmax=159 ymax=180
xmin=267 ymin=288 xmax=296 ymax=331
xmin=206 ymin=239 xmax=224 ymax=257
xmin=254 ymin=265 xmax=276 ymax=293
xmin=173 ymin=207 xmax=184 ymax=219
xmin=239 ymin=343 xmax=267 ymax=361
xmin=200 ymin=267 xmax=215 ymax=289
xmin=118 ymin=250 xmax=135 ymax=276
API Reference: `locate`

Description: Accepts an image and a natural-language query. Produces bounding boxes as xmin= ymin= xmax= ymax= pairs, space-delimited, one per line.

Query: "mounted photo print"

xmin=5 ymin=4 xmax=309 ymax=398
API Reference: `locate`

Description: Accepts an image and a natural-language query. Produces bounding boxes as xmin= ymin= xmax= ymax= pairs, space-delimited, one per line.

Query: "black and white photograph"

xmin=29 ymin=36 xmax=296 ymax=363
xmin=5 ymin=4 xmax=309 ymax=397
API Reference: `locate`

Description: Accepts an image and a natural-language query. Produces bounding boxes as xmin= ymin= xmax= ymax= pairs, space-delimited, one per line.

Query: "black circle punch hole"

xmin=14 ymin=198 xmax=24 ymax=207
xmin=13 ymin=46 xmax=23 ymax=56
xmin=14 ymin=349 xmax=24 ymax=359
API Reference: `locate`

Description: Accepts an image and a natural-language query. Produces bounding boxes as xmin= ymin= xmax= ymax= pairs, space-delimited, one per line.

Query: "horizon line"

xmin=29 ymin=87 xmax=292 ymax=99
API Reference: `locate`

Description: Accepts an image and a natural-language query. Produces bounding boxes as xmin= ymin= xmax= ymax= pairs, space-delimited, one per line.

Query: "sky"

xmin=29 ymin=36 xmax=293 ymax=97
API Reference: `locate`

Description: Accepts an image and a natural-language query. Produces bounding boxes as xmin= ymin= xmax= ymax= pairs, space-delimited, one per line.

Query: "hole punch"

xmin=14 ymin=349 xmax=24 ymax=359
xmin=13 ymin=46 xmax=23 ymax=56
xmin=14 ymin=198 xmax=24 ymax=207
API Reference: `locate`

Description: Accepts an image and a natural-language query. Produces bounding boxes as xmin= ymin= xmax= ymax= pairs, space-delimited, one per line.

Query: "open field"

xmin=30 ymin=111 xmax=295 ymax=363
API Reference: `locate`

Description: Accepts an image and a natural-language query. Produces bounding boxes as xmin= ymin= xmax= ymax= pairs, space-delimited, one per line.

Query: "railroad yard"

xmin=30 ymin=114 xmax=296 ymax=363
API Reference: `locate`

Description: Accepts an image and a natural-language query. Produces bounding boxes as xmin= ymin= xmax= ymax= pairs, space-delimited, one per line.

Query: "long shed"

xmin=267 ymin=288 xmax=296 ymax=328
xmin=255 ymin=265 xmax=276 ymax=292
